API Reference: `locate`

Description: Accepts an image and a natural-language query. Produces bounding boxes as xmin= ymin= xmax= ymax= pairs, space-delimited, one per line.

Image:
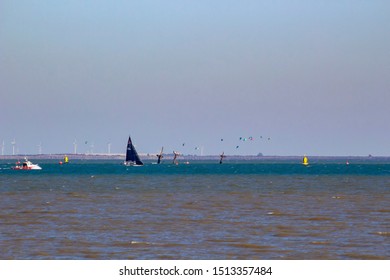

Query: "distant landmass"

xmin=0 ymin=153 xmax=385 ymax=162
xmin=0 ymin=153 xmax=265 ymax=161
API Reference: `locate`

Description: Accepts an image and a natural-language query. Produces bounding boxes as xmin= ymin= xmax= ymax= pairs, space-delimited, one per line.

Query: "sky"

xmin=1 ymin=0 xmax=390 ymax=156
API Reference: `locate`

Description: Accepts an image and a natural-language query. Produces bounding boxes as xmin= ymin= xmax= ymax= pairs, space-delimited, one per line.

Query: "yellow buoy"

xmin=302 ymin=155 xmax=309 ymax=166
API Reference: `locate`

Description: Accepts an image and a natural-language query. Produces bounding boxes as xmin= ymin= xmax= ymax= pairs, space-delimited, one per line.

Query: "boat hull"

xmin=123 ymin=161 xmax=143 ymax=167
xmin=12 ymin=165 xmax=42 ymax=170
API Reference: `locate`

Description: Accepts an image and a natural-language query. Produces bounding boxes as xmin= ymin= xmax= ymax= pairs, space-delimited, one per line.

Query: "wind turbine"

xmin=73 ymin=140 xmax=77 ymax=154
xmin=1 ymin=140 xmax=4 ymax=156
xmin=11 ymin=139 xmax=16 ymax=155
xmin=195 ymin=146 xmax=204 ymax=156
xmin=37 ymin=142 xmax=42 ymax=154
xmin=107 ymin=142 xmax=111 ymax=154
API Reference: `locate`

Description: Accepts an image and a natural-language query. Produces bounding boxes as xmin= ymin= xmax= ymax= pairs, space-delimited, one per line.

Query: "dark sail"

xmin=125 ymin=136 xmax=143 ymax=166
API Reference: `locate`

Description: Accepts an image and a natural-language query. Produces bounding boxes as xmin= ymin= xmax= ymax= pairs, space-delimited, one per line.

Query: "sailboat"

xmin=124 ymin=136 xmax=143 ymax=166
xmin=302 ymin=155 xmax=309 ymax=166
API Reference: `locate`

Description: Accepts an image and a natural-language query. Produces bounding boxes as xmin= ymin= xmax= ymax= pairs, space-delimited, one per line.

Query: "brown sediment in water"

xmin=1 ymin=167 xmax=389 ymax=259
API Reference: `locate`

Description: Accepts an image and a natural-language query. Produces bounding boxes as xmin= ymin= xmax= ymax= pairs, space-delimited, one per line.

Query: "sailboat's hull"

xmin=123 ymin=161 xmax=143 ymax=166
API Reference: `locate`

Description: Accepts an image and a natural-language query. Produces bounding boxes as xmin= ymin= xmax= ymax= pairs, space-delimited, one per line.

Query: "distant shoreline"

xmin=0 ymin=153 xmax=386 ymax=161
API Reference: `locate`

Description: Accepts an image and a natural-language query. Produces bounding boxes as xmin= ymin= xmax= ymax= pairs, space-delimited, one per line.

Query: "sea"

xmin=0 ymin=157 xmax=389 ymax=260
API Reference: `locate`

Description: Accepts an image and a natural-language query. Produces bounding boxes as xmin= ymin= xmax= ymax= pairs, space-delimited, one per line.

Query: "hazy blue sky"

xmin=1 ymin=0 xmax=390 ymax=156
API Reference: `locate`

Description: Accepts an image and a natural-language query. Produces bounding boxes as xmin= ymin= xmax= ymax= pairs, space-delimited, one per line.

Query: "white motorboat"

xmin=12 ymin=158 xmax=42 ymax=170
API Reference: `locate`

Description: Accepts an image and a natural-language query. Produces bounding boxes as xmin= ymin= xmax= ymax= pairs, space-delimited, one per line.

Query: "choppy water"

xmin=1 ymin=158 xmax=389 ymax=259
